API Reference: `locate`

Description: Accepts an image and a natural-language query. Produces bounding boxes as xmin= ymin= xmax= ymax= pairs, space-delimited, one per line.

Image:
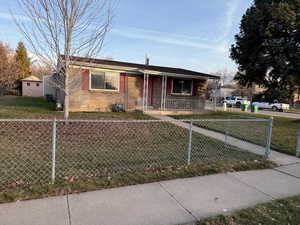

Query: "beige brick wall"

xmin=68 ymin=71 xmax=142 ymax=112
xmin=69 ymin=90 xmax=126 ymax=112
xmin=126 ymin=76 xmax=142 ymax=111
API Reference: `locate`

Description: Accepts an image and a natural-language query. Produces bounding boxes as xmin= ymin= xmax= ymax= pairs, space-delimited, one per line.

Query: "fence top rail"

xmin=0 ymin=118 xmax=269 ymax=123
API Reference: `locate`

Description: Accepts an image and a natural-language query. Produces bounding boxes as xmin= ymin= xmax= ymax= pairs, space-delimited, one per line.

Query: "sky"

xmin=0 ymin=0 xmax=253 ymax=74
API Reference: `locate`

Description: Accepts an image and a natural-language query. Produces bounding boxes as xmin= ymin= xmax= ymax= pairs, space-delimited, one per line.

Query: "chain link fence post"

xmin=51 ymin=118 xmax=57 ymax=184
xmin=296 ymin=123 xmax=300 ymax=157
xmin=187 ymin=120 xmax=193 ymax=165
xmin=225 ymin=120 xmax=229 ymax=150
xmin=265 ymin=117 xmax=273 ymax=159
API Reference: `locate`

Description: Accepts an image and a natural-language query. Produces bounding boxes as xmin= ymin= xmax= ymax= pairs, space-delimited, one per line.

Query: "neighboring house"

xmin=43 ymin=75 xmax=57 ymax=100
xmin=22 ymin=76 xmax=43 ymax=97
xmin=219 ymin=87 xmax=235 ymax=98
xmin=51 ymin=56 xmax=219 ymax=113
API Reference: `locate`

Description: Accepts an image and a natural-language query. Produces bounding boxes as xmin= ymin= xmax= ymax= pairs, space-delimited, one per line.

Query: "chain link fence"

xmin=0 ymin=118 xmax=272 ymax=189
xmin=296 ymin=123 xmax=300 ymax=157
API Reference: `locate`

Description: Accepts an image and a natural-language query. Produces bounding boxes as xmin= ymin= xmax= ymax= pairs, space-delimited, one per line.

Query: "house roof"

xmin=22 ymin=76 xmax=42 ymax=82
xmin=63 ymin=55 xmax=219 ymax=79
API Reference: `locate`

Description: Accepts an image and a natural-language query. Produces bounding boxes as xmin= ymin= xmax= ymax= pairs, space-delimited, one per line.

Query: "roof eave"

xmin=68 ymin=59 xmax=220 ymax=79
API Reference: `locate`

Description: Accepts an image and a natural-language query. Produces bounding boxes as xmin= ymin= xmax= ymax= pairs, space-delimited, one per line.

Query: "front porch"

xmin=141 ymin=73 xmax=207 ymax=114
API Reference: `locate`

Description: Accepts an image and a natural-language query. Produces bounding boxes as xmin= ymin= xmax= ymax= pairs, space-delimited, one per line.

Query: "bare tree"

xmin=0 ymin=42 xmax=18 ymax=94
xmin=212 ymin=69 xmax=235 ymax=86
xmin=31 ymin=63 xmax=52 ymax=79
xmin=15 ymin=0 xmax=113 ymax=119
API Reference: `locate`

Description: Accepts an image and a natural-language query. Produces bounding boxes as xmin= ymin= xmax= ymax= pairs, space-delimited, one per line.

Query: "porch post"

xmin=145 ymin=74 xmax=149 ymax=112
xmin=164 ymin=76 xmax=167 ymax=111
xmin=142 ymin=73 xmax=146 ymax=112
xmin=161 ymin=75 xmax=165 ymax=111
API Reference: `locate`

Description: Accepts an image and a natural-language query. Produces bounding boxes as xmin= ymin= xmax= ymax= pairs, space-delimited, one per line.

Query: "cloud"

xmin=110 ymin=0 xmax=240 ymax=55
xmin=215 ymin=0 xmax=239 ymax=42
xmin=111 ymin=26 xmax=227 ymax=53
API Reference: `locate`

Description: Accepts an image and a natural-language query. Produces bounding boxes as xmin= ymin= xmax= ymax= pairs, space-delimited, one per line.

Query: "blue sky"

xmin=0 ymin=0 xmax=253 ymax=73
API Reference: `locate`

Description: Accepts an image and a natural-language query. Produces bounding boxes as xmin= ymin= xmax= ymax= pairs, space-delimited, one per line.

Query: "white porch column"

xmin=164 ymin=76 xmax=167 ymax=111
xmin=142 ymin=73 xmax=150 ymax=112
xmin=160 ymin=75 xmax=167 ymax=111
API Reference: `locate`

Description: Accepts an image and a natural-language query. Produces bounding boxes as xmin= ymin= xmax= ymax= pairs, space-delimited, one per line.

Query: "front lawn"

xmin=197 ymin=195 xmax=300 ymax=225
xmin=0 ymin=120 xmax=271 ymax=188
xmin=172 ymin=112 xmax=299 ymax=156
xmin=0 ymin=96 xmax=276 ymax=203
xmin=0 ymin=96 xmax=151 ymax=120
xmin=0 ymin=119 xmax=275 ymax=203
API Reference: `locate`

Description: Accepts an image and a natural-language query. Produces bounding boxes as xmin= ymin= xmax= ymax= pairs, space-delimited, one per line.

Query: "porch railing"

xmin=151 ymin=97 xmax=205 ymax=111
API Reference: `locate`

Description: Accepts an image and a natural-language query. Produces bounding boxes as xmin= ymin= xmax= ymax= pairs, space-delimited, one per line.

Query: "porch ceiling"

xmin=143 ymin=71 xmax=208 ymax=80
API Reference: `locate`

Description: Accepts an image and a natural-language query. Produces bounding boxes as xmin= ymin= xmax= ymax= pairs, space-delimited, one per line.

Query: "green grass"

xmin=287 ymin=109 xmax=300 ymax=114
xmin=0 ymin=159 xmax=275 ymax=204
xmin=0 ymin=96 xmax=152 ymax=120
xmin=171 ymin=111 xmax=299 ymax=156
xmin=0 ymin=96 xmax=276 ymax=203
xmin=0 ymin=120 xmax=270 ymax=189
xmin=197 ymin=195 xmax=300 ymax=225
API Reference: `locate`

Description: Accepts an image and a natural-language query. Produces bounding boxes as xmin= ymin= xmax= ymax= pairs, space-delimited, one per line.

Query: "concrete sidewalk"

xmin=149 ymin=114 xmax=300 ymax=166
xmin=206 ymin=106 xmax=300 ymax=119
xmin=1 ymin=164 xmax=300 ymax=225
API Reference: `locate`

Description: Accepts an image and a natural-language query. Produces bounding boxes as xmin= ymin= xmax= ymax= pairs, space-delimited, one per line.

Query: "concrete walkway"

xmin=1 ymin=164 xmax=300 ymax=225
xmin=148 ymin=114 xmax=300 ymax=166
xmin=207 ymin=106 xmax=300 ymax=119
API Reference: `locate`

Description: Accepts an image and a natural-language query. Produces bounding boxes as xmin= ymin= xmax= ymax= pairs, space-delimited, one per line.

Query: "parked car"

xmin=223 ymin=97 xmax=250 ymax=107
xmin=252 ymin=100 xmax=289 ymax=112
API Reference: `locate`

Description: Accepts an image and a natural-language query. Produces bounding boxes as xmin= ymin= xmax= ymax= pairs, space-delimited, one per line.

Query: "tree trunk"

xmin=64 ymin=67 xmax=69 ymax=120
xmin=289 ymin=89 xmax=295 ymax=108
xmin=64 ymin=93 xmax=69 ymax=119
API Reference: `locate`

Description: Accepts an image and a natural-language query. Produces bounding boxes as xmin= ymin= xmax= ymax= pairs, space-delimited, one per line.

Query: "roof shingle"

xmin=63 ymin=55 xmax=219 ymax=79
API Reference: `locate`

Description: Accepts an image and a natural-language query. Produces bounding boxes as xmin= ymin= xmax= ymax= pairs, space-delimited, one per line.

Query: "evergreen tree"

xmin=231 ymin=0 xmax=300 ymax=103
xmin=15 ymin=41 xmax=31 ymax=80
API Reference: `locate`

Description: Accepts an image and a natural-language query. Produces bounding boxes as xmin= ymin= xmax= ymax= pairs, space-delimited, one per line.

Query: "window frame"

xmin=171 ymin=78 xmax=193 ymax=96
xmin=89 ymin=70 xmax=120 ymax=92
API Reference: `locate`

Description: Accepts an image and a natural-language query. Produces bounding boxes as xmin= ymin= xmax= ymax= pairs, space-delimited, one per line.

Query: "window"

xmin=172 ymin=79 xmax=193 ymax=95
xmin=36 ymin=83 xmax=40 ymax=87
xmin=90 ymin=71 xmax=119 ymax=91
xmin=27 ymin=83 xmax=30 ymax=86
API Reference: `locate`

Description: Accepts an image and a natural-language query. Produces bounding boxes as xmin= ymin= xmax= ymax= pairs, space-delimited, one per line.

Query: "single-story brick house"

xmin=52 ymin=56 xmax=219 ymax=113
